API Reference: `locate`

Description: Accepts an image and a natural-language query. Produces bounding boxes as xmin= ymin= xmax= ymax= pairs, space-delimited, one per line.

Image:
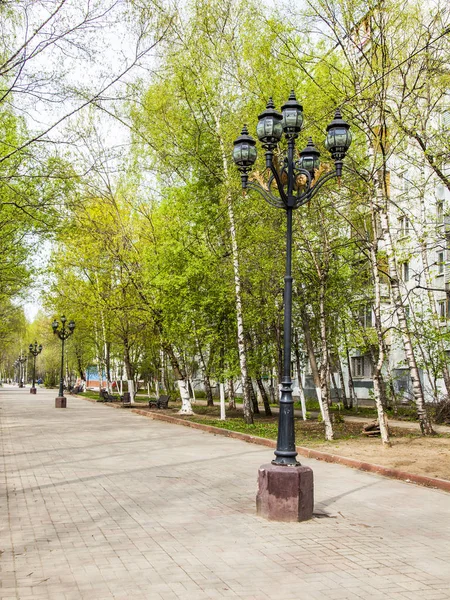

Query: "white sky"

xmin=8 ymin=1 xmax=165 ymax=321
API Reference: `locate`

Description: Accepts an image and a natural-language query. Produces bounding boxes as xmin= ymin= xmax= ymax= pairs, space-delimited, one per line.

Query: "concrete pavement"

xmin=1 ymin=386 xmax=450 ymax=600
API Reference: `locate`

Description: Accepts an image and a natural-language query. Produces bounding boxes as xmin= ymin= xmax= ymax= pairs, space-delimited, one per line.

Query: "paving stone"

xmin=1 ymin=387 xmax=450 ymax=600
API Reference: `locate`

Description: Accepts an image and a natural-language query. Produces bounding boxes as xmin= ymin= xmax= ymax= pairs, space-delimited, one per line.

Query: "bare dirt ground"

xmin=308 ymin=435 xmax=450 ymax=481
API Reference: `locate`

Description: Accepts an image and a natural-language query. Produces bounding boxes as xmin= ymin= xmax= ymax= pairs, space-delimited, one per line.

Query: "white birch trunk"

xmin=315 ymin=387 xmax=325 ymax=419
xmin=379 ymin=209 xmax=434 ymax=434
xmin=219 ymin=382 xmax=226 ymax=420
xmin=369 ymin=234 xmax=390 ymax=445
xmin=128 ymin=379 xmax=135 ymax=401
xmin=215 ymin=116 xmax=252 ymax=424
xmin=297 ymin=381 xmax=307 ymax=421
xmin=95 ymin=274 xmax=111 ymax=393
xmin=177 ymin=379 xmax=194 ymax=415
xmin=318 ymin=281 xmax=334 ymax=441
xmin=301 ymin=305 xmax=331 ymax=434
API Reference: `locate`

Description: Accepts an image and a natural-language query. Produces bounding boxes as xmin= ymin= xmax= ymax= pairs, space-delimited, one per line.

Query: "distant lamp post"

xmin=28 ymin=342 xmax=43 ymax=394
xmin=17 ymin=353 xmax=27 ymax=388
xmin=233 ymin=92 xmax=351 ymax=522
xmin=52 ymin=316 xmax=75 ymax=408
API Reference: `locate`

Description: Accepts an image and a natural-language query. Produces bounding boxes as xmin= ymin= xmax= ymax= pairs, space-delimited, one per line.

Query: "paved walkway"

xmin=1 ymin=387 xmax=450 ymax=600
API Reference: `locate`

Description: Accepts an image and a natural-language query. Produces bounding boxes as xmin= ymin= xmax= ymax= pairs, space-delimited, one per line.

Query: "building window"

xmin=438 ymin=300 xmax=447 ymax=319
xmin=399 ymin=216 xmax=410 ymax=236
xmin=351 ymin=356 xmax=373 ymax=378
xmin=438 ymin=251 xmax=445 ymax=275
xmin=398 ymin=171 xmax=413 ymax=195
xmin=437 ymin=200 xmax=444 ymax=223
xmin=441 ymin=109 xmax=450 ymax=132
xmin=358 ymin=304 xmax=373 ymax=328
xmin=401 ymin=261 xmax=410 ymax=282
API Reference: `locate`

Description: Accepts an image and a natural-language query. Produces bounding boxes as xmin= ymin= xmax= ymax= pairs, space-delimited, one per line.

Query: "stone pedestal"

xmin=55 ymin=396 xmax=67 ymax=408
xmin=256 ymin=463 xmax=314 ymax=522
xmin=30 ymin=388 xmax=37 ymax=394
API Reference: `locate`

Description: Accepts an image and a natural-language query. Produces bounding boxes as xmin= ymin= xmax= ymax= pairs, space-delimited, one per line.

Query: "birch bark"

xmin=368 ymin=214 xmax=390 ymax=445
xmin=293 ymin=332 xmax=307 ymax=420
xmin=379 ymin=209 xmax=434 ymax=434
xmin=300 ymin=305 xmax=333 ymax=439
xmin=318 ymin=278 xmax=334 ymax=441
xmin=215 ymin=116 xmax=253 ymax=424
xmin=163 ymin=344 xmax=194 ymax=415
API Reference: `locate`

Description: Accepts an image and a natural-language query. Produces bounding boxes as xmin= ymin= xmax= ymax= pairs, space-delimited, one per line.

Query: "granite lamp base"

xmin=30 ymin=388 xmax=37 ymax=394
xmin=256 ymin=463 xmax=314 ymax=522
xmin=55 ymin=396 xmax=67 ymax=408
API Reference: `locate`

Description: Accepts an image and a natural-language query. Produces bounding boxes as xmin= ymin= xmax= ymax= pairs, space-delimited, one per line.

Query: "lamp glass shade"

xmin=281 ymin=90 xmax=303 ymax=137
xmin=52 ymin=320 xmax=58 ymax=332
xmin=298 ymin=154 xmax=320 ymax=173
xmin=38 ymin=345 xmax=42 ymax=352
xmin=233 ymin=125 xmax=257 ymax=168
xmin=325 ymin=108 xmax=352 ymax=159
xmin=233 ymin=142 xmax=257 ymax=167
xmin=29 ymin=344 xmax=33 ymax=351
xmin=282 ymin=108 xmax=303 ymax=132
xmin=281 ymin=90 xmax=303 ymax=135
xmin=68 ymin=320 xmax=76 ymax=332
xmin=298 ymin=137 xmax=321 ymax=174
xmin=256 ymin=116 xmax=283 ymax=144
xmin=325 ymin=127 xmax=352 ymax=153
xmin=256 ymin=98 xmax=283 ymax=145
xmin=61 ymin=315 xmax=67 ymax=323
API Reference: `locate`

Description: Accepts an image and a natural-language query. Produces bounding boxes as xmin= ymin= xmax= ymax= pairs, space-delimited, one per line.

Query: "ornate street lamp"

xmin=17 ymin=353 xmax=27 ymax=388
xmin=52 ymin=316 xmax=75 ymax=408
xmin=28 ymin=341 xmax=43 ymax=394
xmin=233 ymin=92 xmax=351 ymax=521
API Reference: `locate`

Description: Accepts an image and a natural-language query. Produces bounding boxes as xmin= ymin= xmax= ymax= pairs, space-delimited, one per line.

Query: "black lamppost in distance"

xmin=233 ymin=93 xmax=351 ymax=520
xmin=52 ymin=316 xmax=75 ymax=408
xmin=29 ymin=341 xmax=43 ymax=394
xmin=17 ymin=353 xmax=27 ymax=388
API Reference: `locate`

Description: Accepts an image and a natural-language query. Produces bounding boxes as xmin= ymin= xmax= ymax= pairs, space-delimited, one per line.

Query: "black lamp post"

xmin=17 ymin=353 xmax=27 ymax=388
xmin=28 ymin=341 xmax=43 ymax=394
xmin=52 ymin=316 xmax=75 ymax=408
xmin=233 ymin=92 xmax=351 ymax=521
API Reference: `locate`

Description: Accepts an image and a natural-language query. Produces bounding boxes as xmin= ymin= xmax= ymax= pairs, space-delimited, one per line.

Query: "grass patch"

xmin=174 ymin=405 xmax=424 ymax=444
xmin=78 ymin=390 xmax=102 ymax=401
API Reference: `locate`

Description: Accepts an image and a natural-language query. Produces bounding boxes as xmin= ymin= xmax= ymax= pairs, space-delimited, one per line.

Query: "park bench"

xmin=120 ymin=392 xmax=132 ymax=406
xmin=70 ymin=385 xmax=84 ymax=395
xmin=149 ymin=394 xmax=170 ymax=409
xmin=100 ymin=388 xmax=116 ymax=402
